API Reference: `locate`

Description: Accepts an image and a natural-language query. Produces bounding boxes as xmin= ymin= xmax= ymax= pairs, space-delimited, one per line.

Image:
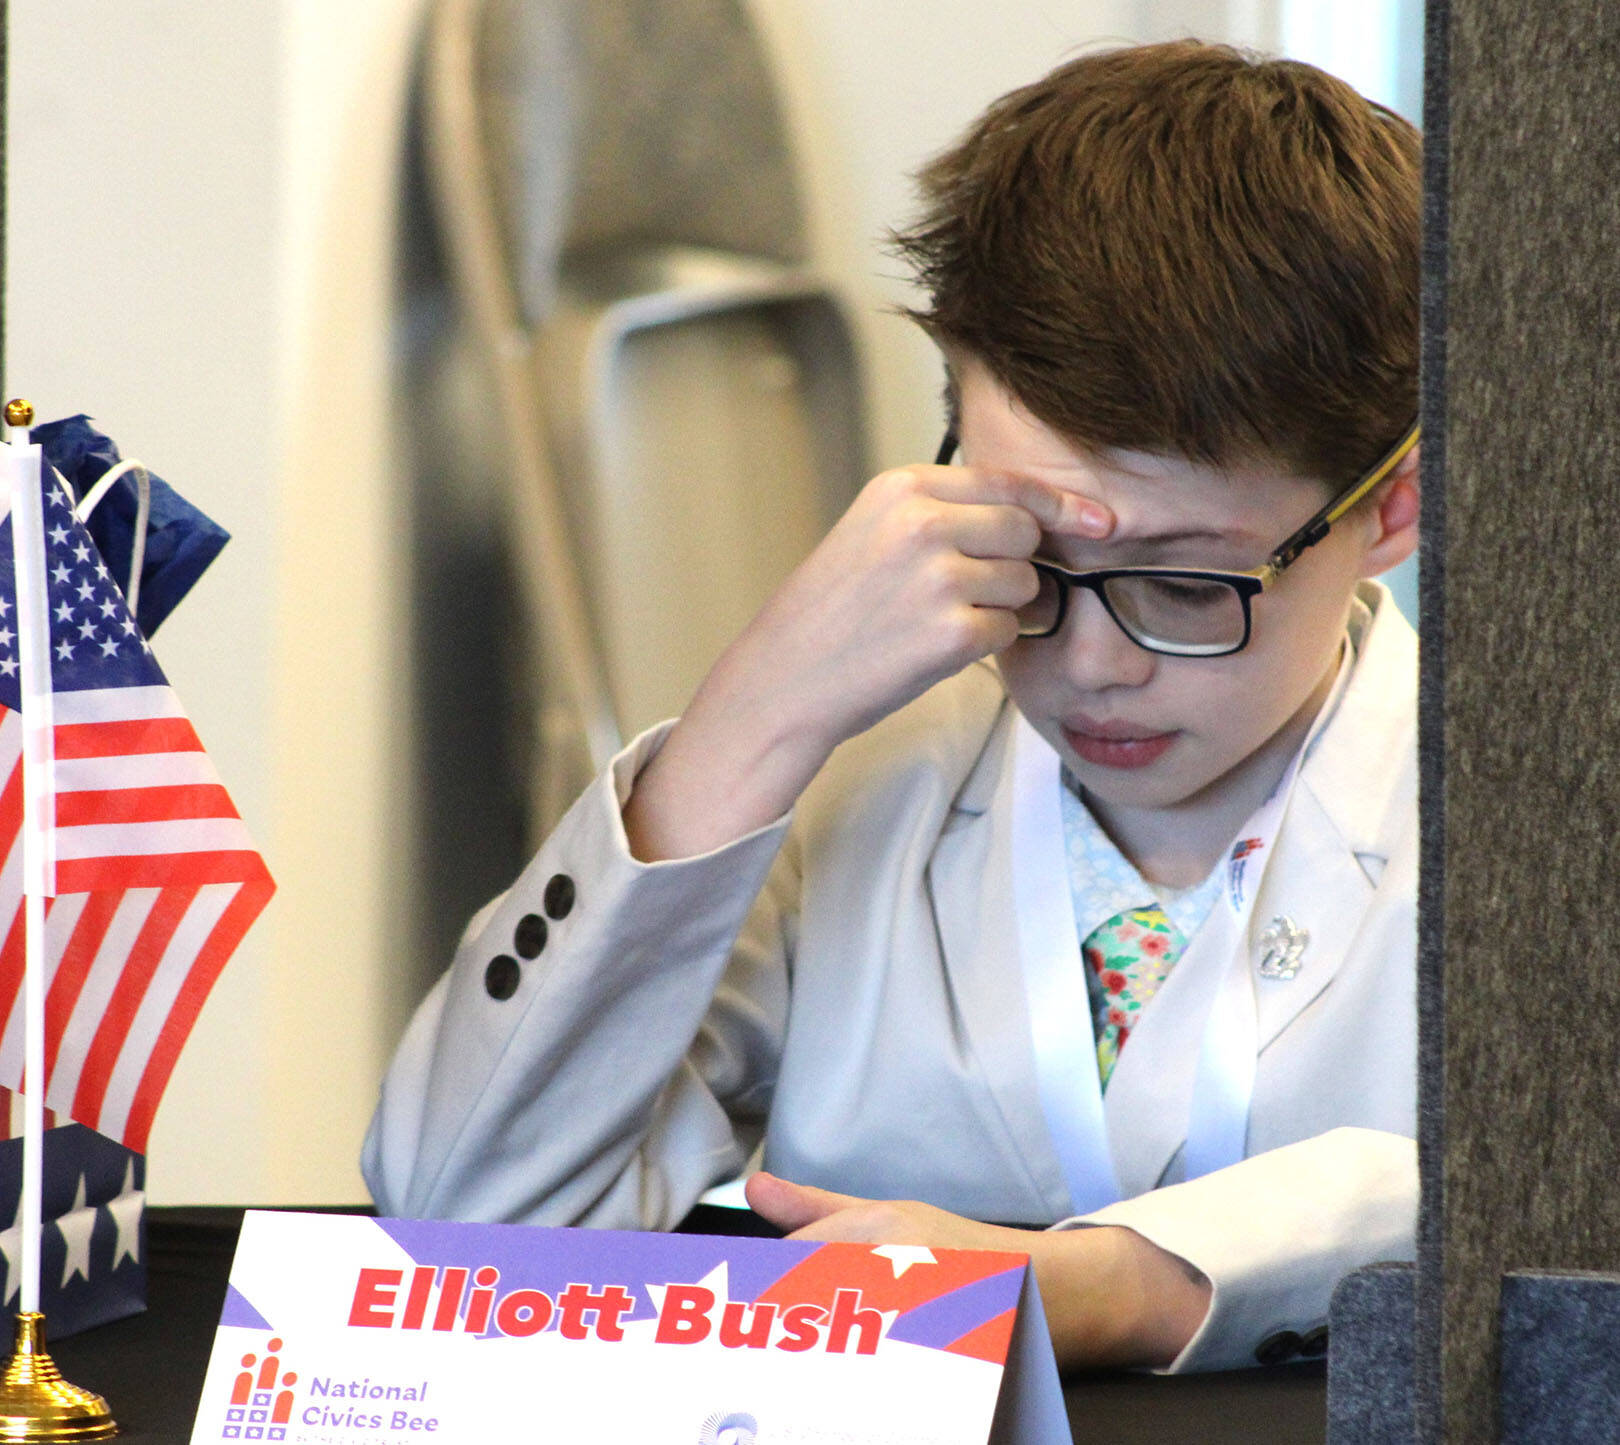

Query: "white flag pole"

xmin=3 ymin=411 xmax=53 ymax=1318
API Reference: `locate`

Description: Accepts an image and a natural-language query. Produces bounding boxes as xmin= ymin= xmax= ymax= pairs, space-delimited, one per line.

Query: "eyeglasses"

xmin=934 ymin=423 xmax=1420 ymax=657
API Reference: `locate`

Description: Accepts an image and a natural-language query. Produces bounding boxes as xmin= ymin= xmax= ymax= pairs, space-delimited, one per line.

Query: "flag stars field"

xmin=21 ymin=494 xmax=165 ymax=674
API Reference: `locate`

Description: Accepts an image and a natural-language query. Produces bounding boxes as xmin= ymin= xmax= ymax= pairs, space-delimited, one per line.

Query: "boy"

xmin=364 ymin=39 xmax=1420 ymax=1374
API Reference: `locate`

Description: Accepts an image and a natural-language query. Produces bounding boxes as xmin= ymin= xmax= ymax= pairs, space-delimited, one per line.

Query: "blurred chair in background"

xmin=422 ymin=0 xmax=868 ymax=839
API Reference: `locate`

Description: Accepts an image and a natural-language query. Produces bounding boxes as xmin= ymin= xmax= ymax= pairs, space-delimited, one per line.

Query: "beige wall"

xmin=6 ymin=0 xmax=1297 ymax=1202
xmin=7 ymin=0 xmax=428 ymax=1202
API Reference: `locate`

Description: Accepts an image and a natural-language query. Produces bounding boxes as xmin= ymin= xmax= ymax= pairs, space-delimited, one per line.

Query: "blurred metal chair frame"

xmin=422 ymin=0 xmax=866 ymax=834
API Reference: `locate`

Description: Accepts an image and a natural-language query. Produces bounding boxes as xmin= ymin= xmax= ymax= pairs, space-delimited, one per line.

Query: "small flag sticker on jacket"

xmin=0 ymin=461 xmax=273 ymax=1153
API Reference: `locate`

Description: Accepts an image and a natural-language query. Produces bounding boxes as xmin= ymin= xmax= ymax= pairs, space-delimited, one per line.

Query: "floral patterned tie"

xmin=1081 ymin=904 xmax=1188 ymax=1088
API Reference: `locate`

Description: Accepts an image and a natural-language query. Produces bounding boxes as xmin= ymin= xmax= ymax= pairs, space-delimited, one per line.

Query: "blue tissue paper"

xmin=32 ymin=415 xmax=229 ymax=636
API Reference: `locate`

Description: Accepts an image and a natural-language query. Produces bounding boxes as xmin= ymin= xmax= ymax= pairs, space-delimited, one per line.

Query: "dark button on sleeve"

xmin=513 ymin=913 xmax=548 ymax=959
xmin=544 ymin=874 xmax=576 ymax=919
xmin=1254 ymin=1330 xmax=1302 ymax=1366
xmin=484 ymin=955 xmax=521 ymax=1000
xmin=1298 ymin=1326 xmax=1329 ymax=1359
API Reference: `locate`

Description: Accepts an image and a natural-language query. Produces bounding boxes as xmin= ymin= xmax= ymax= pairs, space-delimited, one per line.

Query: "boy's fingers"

xmin=922 ymin=465 xmax=1114 ymax=540
xmin=1035 ymin=483 xmax=1115 ymax=540
xmin=944 ymin=503 xmax=1043 ymax=560
xmin=745 ymin=1171 xmax=862 ymax=1231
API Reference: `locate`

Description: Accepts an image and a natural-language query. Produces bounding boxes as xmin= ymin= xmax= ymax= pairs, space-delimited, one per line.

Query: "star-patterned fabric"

xmin=0 ymin=1120 xmax=144 ymax=1335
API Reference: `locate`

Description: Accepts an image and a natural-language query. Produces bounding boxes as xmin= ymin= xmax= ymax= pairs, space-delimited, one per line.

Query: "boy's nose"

xmin=1058 ymin=587 xmax=1158 ymax=690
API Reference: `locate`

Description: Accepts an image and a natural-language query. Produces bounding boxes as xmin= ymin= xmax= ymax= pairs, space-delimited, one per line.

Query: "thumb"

xmin=745 ymin=1172 xmax=860 ymax=1231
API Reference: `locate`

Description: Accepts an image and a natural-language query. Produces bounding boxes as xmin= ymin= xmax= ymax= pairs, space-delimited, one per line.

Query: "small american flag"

xmin=0 ymin=463 xmax=272 ymax=1152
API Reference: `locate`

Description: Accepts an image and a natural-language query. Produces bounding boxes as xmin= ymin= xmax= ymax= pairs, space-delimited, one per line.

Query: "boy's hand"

xmin=623 ymin=463 xmax=1113 ymax=862
xmin=744 ymin=1171 xmax=1211 ymax=1371
xmin=739 ymin=463 xmax=1112 ymax=745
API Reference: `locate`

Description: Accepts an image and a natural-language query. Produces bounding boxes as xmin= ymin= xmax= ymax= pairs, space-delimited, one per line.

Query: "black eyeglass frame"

xmin=932 ymin=422 xmax=1421 ymax=657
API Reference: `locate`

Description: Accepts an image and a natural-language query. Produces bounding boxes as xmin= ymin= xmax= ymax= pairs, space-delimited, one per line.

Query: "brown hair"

xmin=893 ymin=40 xmax=1420 ymax=486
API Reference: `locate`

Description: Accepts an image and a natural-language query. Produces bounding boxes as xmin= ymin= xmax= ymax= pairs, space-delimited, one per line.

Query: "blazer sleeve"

xmin=1062 ymin=1126 xmax=1416 ymax=1373
xmin=361 ymin=720 xmax=800 ymax=1228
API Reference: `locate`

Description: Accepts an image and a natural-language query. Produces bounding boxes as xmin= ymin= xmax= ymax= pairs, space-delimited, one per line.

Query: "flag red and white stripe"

xmin=0 ymin=686 xmax=272 ymax=1152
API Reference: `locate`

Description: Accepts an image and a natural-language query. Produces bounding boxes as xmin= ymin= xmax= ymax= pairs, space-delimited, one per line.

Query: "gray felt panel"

xmin=1415 ymin=0 xmax=1448 ymax=1439
xmin=1327 ymin=1264 xmax=1415 ymax=1445
xmin=1499 ymin=1272 xmax=1620 ymax=1443
xmin=1438 ymin=4 xmax=1620 ymax=1442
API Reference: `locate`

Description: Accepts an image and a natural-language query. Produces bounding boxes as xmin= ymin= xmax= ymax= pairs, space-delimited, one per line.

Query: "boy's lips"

xmin=1060 ymin=716 xmax=1178 ymax=770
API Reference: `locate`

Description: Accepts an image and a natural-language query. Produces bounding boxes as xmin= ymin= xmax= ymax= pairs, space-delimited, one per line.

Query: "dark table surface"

xmin=45 ymin=1207 xmax=1326 ymax=1444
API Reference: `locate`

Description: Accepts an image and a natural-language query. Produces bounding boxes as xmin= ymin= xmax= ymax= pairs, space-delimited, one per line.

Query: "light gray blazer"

xmin=364 ymin=581 xmax=1417 ymax=1372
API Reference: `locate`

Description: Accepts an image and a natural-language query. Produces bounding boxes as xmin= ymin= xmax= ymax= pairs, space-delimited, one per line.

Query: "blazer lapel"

xmin=1249 ymin=787 xmax=1377 ymax=1052
xmin=1254 ymin=585 xmax=1416 ymax=1052
xmin=925 ymin=703 xmax=1077 ymax=1220
xmin=1099 ymin=786 xmax=1378 ymax=1194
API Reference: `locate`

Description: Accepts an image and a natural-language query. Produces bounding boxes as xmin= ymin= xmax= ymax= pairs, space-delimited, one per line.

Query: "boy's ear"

xmin=1359 ymin=444 xmax=1420 ymax=578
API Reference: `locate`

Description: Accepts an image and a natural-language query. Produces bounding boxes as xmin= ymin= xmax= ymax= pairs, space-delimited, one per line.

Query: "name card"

xmin=188 ymin=1211 xmax=1068 ymax=1445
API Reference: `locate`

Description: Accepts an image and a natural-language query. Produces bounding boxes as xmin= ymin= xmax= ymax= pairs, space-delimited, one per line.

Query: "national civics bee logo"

xmin=221 ymin=1336 xmax=299 ymax=1440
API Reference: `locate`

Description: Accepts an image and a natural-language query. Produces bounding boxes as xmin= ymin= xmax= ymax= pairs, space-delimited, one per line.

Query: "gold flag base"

xmin=0 ymin=1314 xmax=116 ymax=1440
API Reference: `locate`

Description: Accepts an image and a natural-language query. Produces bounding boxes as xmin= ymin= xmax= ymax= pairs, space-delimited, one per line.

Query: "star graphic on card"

xmin=871 ymin=1245 xmax=938 ymax=1277
xmin=58 ymin=1174 xmax=96 ymax=1287
xmin=643 ymin=1261 xmax=729 ymax=1323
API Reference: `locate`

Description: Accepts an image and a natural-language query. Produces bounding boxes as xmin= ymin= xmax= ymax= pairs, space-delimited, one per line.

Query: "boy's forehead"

xmin=1020 ymin=455 xmax=1289 ymax=564
xmin=953 ymin=362 xmax=1325 ymax=550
